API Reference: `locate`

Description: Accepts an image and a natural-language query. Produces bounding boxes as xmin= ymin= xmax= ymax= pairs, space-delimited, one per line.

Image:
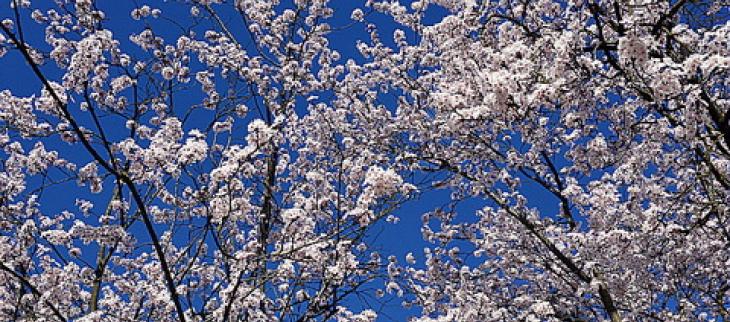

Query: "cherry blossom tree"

xmin=0 ymin=0 xmax=728 ymax=321
xmin=0 ymin=0 xmax=414 ymax=321
xmin=323 ymin=0 xmax=728 ymax=321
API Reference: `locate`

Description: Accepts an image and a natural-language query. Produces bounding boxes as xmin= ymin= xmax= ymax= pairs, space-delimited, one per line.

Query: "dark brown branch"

xmin=0 ymin=262 xmax=67 ymax=321
xmin=541 ymin=151 xmax=577 ymax=229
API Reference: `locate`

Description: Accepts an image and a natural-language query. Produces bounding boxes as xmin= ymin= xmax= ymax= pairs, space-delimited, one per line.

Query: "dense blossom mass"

xmin=0 ymin=0 xmax=728 ymax=321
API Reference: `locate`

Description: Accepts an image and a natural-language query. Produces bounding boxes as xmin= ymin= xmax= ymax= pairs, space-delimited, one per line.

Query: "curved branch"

xmin=0 ymin=262 xmax=68 ymax=322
